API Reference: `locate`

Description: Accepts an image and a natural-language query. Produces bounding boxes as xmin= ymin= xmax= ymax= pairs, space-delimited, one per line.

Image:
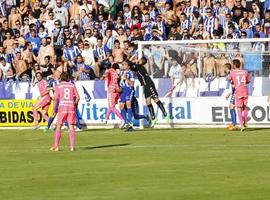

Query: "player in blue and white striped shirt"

xmin=119 ymin=60 xmax=135 ymax=131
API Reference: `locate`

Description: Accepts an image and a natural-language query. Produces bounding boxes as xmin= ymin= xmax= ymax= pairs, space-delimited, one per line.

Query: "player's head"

xmin=36 ymin=71 xmax=43 ymax=81
xmin=139 ymin=56 xmax=147 ymax=65
xmin=232 ymin=59 xmax=241 ymax=69
xmin=123 ymin=60 xmax=132 ymax=70
xmin=60 ymin=72 xmax=70 ymax=82
xmin=112 ymin=63 xmax=120 ymax=70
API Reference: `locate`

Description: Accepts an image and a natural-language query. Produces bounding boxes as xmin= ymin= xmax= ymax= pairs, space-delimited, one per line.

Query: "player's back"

xmin=107 ymin=68 xmax=119 ymax=89
xmin=55 ymin=82 xmax=78 ymax=113
xmin=229 ymin=69 xmax=250 ymax=98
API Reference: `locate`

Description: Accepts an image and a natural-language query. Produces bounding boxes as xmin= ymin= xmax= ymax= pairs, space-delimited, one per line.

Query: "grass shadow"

xmin=82 ymin=143 xmax=131 ymax=150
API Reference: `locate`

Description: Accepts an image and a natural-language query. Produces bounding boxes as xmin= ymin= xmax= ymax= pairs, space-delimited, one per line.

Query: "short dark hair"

xmin=140 ymin=56 xmax=147 ymax=65
xmin=35 ymin=71 xmax=42 ymax=77
xmin=60 ymin=72 xmax=70 ymax=82
xmin=112 ymin=63 xmax=120 ymax=70
xmin=233 ymin=59 xmax=241 ymax=69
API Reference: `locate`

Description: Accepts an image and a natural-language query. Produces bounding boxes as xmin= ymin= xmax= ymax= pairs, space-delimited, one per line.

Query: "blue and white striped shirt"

xmin=119 ymin=69 xmax=135 ymax=89
xmin=63 ymin=45 xmax=81 ymax=62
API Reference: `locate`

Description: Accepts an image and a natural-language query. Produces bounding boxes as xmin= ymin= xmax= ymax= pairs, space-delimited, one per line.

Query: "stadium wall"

xmin=0 ymin=78 xmax=269 ymax=128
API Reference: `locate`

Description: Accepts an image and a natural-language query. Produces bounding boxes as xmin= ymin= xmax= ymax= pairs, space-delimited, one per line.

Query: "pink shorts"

xmin=57 ymin=112 xmax=76 ymax=125
xmin=36 ymin=97 xmax=51 ymax=111
xmin=236 ymin=97 xmax=248 ymax=107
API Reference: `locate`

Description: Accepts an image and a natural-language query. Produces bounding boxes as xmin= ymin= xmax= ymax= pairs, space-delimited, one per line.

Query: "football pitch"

xmin=1 ymin=128 xmax=270 ymax=200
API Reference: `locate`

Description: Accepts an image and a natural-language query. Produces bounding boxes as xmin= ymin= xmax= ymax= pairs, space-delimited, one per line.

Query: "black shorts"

xmin=144 ymin=82 xmax=159 ymax=99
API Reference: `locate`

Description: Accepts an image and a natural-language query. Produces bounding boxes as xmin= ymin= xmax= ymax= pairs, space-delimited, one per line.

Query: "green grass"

xmin=1 ymin=128 xmax=270 ymax=200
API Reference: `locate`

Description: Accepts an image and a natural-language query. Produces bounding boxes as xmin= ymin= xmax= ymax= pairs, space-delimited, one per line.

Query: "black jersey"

xmin=130 ymin=64 xmax=153 ymax=86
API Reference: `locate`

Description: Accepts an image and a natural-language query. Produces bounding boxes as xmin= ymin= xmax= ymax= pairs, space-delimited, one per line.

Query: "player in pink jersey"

xmin=50 ymin=72 xmax=80 ymax=151
xmin=102 ymin=63 xmax=124 ymax=125
xmin=32 ymin=72 xmax=51 ymax=130
xmin=227 ymin=59 xmax=250 ymax=131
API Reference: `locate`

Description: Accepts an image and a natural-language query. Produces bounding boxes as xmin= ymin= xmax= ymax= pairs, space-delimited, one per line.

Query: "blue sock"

xmin=230 ymin=109 xmax=237 ymax=126
xmin=47 ymin=117 xmax=53 ymax=129
xmin=135 ymin=114 xmax=147 ymax=120
xmin=127 ymin=108 xmax=133 ymax=123
xmin=121 ymin=109 xmax=127 ymax=123
xmin=76 ymin=118 xmax=82 ymax=129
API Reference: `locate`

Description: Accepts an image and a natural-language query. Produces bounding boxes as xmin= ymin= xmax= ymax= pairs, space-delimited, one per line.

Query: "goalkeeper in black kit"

xmin=130 ymin=57 xmax=170 ymax=127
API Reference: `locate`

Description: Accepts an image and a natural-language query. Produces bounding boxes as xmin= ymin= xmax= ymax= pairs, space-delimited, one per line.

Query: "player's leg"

xmin=131 ymin=97 xmax=151 ymax=125
xmin=243 ymin=97 xmax=248 ymax=127
xmin=110 ymin=93 xmax=124 ymax=121
xmin=51 ymin=114 xmax=66 ymax=151
xmin=126 ymin=100 xmax=133 ymax=124
xmin=119 ymin=91 xmax=127 ymax=124
xmin=126 ymin=89 xmax=134 ymax=125
xmin=67 ymin=113 xmax=76 ymax=151
xmin=47 ymin=99 xmax=59 ymax=129
xmin=236 ymin=98 xmax=244 ymax=131
xmin=41 ymin=104 xmax=50 ymax=122
xmin=32 ymin=101 xmax=43 ymax=129
xmin=75 ymin=107 xmax=82 ymax=130
xmin=146 ymin=97 xmax=155 ymax=120
xmin=228 ymin=103 xmax=237 ymax=130
xmin=149 ymin=83 xmax=169 ymax=121
xmin=103 ymin=91 xmax=114 ymax=123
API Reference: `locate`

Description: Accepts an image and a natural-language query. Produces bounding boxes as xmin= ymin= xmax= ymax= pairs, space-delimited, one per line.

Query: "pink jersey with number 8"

xmin=54 ymin=82 xmax=79 ymax=114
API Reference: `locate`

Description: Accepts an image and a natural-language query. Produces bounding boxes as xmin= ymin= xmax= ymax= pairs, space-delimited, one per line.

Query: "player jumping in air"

xmin=50 ymin=72 xmax=80 ymax=151
xmin=227 ymin=59 xmax=250 ymax=132
xmin=119 ymin=60 xmax=135 ymax=131
xmin=130 ymin=57 xmax=170 ymax=127
xmin=102 ymin=63 xmax=124 ymax=125
xmin=32 ymin=72 xmax=51 ymax=130
xmin=224 ymin=63 xmax=237 ymax=130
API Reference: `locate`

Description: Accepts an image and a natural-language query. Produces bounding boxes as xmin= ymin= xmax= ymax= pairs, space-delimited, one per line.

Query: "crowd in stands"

xmin=0 ymin=0 xmax=269 ymax=82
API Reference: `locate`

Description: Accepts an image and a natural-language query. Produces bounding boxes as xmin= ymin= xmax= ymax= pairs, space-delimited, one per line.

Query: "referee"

xmin=130 ymin=57 xmax=170 ymax=127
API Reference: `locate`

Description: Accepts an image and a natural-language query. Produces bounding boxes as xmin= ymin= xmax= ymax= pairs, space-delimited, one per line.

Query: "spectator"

xmin=232 ymin=0 xmax=246 ymax=23
xmin=0 ymin=57 xmax=13 ymax=80
xmin=41 ymin=55 xmax=54 ymax=78
xmin=74 ymin=54 xmax=91 ymax=81
xmin=53 ymin=0 xmax=68 ymax=27
xmin=168 ymin=59 xmax=183 ymax=81
xmin=14 ymin=51 xmax=28 ymax=81
xmin=38 ymin=38 xmax=55 ymax=66
xmin=26 ymin=29 xmax=41 ymax=56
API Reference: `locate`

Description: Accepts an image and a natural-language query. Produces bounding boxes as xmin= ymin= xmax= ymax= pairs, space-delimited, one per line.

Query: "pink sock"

xmin=54 ymin=130 xmax=61 ymax=147
xmin=112 ymin=108 xmax=124 ymax=120
xmin=69 ymin=129 xmax=75 ymax=148
xmin=104 ymin=108 xmax=112 ymax=121
xmin=42 ymin=112 xmax=49 ymax=122
xmin=33 ymin=109 xmax=39 ymax=126
xmin=243 ymin=107 xmax=248 ymax=124
xmin=237 ymin=108 xmax=243 ymax=127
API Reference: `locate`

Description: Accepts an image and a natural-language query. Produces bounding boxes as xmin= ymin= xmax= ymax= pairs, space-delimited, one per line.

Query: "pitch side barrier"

xmin=0 ymin=77 xmax=269 ymax=129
